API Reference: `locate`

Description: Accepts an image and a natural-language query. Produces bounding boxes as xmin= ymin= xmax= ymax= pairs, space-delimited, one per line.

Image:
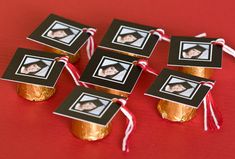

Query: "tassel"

xmin=113 ymin=98 xmax=136 ymax=152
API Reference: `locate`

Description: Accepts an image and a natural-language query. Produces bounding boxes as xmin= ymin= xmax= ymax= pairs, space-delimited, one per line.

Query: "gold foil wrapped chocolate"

xmin=94 ymin=86 xmax=129 ymax=98
xmin=71 ymin=86 xmax=128 ymax=141
xmin=16 ymin=83 xmax=55 ymax=101
xmin=71 ymin=120 xmax=111 ymax=141
xmin=157 ymin=100 xmax=197 ymax=122
xmin=46 ymin=47 xmax=80 ymax=63
xmin=179 ymin=66 xmax=213 ymax=79
xmin=157 ymin=67 xmax=213 ymax=122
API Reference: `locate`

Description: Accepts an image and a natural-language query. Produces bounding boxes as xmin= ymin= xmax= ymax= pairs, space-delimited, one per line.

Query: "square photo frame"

xmin=168 ymin=36 xmax=223 ymax=68
xmin=99 ymin=19 xmax=160 ymax=58
xmin=80 ymin=48 xmax=143 ymax=94
xmin=145 ymin=68 xmax=215 ymax=108
xmin=1 ymin=48 xmax=65 ymax=88
xmin=27 ymin=14 xmax=94 ymax=55
xmin=54 ymin=86 xmax=123 ymax=126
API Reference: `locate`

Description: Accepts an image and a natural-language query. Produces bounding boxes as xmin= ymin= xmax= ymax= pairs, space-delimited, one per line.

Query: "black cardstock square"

xmin=168 ymin=36 xmax=223 ymax=68
xmin=99 ymin=19 xmax=160 ymax=58
xmin=1 ymin=48 xmax=65 ymax=88
xmin=80 ymin=48 xmax=142 ymax=94
xmin=28 ymin=14 xmax=94 ymax=55
xmin=54 ymin=86 xmax=123 ymax=126
xmin=145 ymin=68 xmax=215 ymax=108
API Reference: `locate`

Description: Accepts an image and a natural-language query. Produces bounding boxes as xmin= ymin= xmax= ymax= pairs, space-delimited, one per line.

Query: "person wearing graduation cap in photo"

xmin=116 ymin=31 xmax=143 ymax=45
xmin=46 ymin=27 xmax=74 ymax=40
xmin=181 ymin=45 xmax=207 ymax=59
xmin=74 ymin=99 xmax=104 ymax=114
xmin=164 ymin=81 xmax=193 ymax=95
xmin=98 ymin=62 xmax=126 ymax=79
xmin=20 ymin=60 xmax=48 ymax=76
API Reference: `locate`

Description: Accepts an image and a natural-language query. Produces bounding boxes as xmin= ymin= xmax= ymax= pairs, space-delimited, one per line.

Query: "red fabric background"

xmin=0 ymin=0 xmax=235 ymax=159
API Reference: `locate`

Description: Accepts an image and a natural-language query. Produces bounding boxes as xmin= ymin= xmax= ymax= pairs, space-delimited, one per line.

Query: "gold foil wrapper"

xmin=16 ymin=83 xmax=55 ymax=101
xmin=71 ymin=120 xmax=111 ymax=141
xmin=179 ymin=66 xmax=213 ymax=78
xmin=157 ymin=100 xmax=197 ymax=122
xmin=46 ymin=47 xmax=80 ymax=63
xmin=94 ymin=86 xmax=129 ymax=98
xmin=157 ymin=67 xmax=213 ymax=122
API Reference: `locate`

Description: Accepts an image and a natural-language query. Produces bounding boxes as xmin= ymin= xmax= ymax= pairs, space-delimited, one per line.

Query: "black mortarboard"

xmin=51 ymin=28 xmax=74 ymax=36
xmin=100 ymin=63 xmax=126 ymax=72
xmin=79 ymin=99 xmax=103 ymax=107
xmin=183 ymin=45 xmax=207 ymax=53
xmin=22 ymin=60 xmax=48 ymax=75
xmin=166 ymin=81 xmax=193 ymax=94
xmin=23 ymin=60 xmax=48 ymax=69
xmin=120 ymin=31 xmax=143 ymax=40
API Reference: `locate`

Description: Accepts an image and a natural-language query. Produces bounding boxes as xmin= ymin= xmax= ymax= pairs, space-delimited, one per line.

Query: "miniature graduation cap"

xmin=50 ymin=28 xmax=74 ymax=39
xmin=79 ymin=99 xmax=103 ymax=107
xmin=166 ymin=81 xmax=193 ymax=94
xmin=119 ymin=31 xmax=143 ymax=44
xmin=184 ymin=45 xmax=207 ymax=53
xmin=77 ymin=99 xmax=104 ymax=112
xmin=100 ymin=62 xmax=126 ymax=78
xmin=22 ymin=60 xmax=48 ymax=73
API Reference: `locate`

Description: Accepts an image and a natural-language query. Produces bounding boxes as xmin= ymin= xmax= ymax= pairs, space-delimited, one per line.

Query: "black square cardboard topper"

xmin=1 ymin=48 xmax=65 ymax=88
xmin=27 ymin=14 xmax=94 ymax=55
xmin=80 ymin=48 xmax=142 ymax=94
xmin=145 ymin=69 xmax=215 ymax=108
xmin=99 ymin=19 xmax=160 ymax=58
xmin=168 ymin=36 xmax=223 ymax=68
xmin=54 ymin=86 xmax=123 ymax=126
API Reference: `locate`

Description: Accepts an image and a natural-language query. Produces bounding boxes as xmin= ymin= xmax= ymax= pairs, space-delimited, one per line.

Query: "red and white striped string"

xmin=134 ymin=59 xmax=158 ymax=76
xmin=211 ymin=38 xmax=235 ymax=58
xmin=57 ymin=56 xmax=88 ymax=87
xmin=150 ymin=29 xmax=171 ymax=42
xmin=114 ymin=98 xmax=136 ymax=152
xmin=150 ymin=28 xmax=207 ymax=42
xmin=201 ymin=81 xmax=223 ymax=131
xmin=83 ymin=28 xmax=96 ymax=59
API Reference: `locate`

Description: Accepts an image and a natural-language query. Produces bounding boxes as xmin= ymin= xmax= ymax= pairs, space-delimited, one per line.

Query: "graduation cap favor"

xmin=27 ymin=14 xmax=97 ymax=62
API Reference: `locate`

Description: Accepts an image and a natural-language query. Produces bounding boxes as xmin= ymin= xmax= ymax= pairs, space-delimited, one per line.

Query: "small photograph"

xmin=93 ymin=57 xmax=132 ymax=84
xmin=69 ymin=93 xmax=112 ymax=117
xmin=112 ymin=25 xmax=150 ymax=49
xmin=42 ymin=21 xmax=82 ymax=46
xmin=160 ymin=75 xmax=200 ymax=99
xmin=145 ymin=68 xmax=213 ymax=108
xmin=179 ymin=42 xmax=211 ymax=61
xmin=15 ymin=55 xmax=55 ymax=79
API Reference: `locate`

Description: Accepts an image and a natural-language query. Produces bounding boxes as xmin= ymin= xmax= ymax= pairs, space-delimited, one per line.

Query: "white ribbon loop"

xmin=83 ymin=28 xmax=96 ymax=59
xmin=211 ymin=38 xmax=235 ymax=58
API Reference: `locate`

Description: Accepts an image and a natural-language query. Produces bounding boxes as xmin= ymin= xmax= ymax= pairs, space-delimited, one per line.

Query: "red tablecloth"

xmin=1 ymin=0 xmax=235 ymax=159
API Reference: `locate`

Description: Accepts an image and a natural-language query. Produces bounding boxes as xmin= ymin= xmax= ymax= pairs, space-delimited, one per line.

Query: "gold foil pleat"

xmin=71 ymin=120 xmax=111 ymax=141
xmin=94 ymin=86 xmax=129 ymax=98
xmin=46 ymin=47 xmax=80 ymax=63
xmin=16 ymin=83 xmax=55 ymax=101
xmin=157 ymin=100 xmax=197 ymax=122
xmin=157 ymin=67 xmax=213 ymax=122
xmin=179 ymin=66 xmax=213 ymax=78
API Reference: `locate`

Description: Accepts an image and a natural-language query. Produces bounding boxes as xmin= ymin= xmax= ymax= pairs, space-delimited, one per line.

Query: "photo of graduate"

xmin=70 ymin=95 xmax=111 ymax=117
xmin=180 ymin=43 xmax=210 ymax=60
xmin=113 ymin=26 xmax=149 ymax=48
xmin=96 ymin=58 xmax=131 ymax=82
xmin=17 ymin=56 xmax=53 ymax=78
xmin=162 ymin=77 xmax=198 ymax=98
xmin=43 ymin=21 xmax=82 ymax=44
